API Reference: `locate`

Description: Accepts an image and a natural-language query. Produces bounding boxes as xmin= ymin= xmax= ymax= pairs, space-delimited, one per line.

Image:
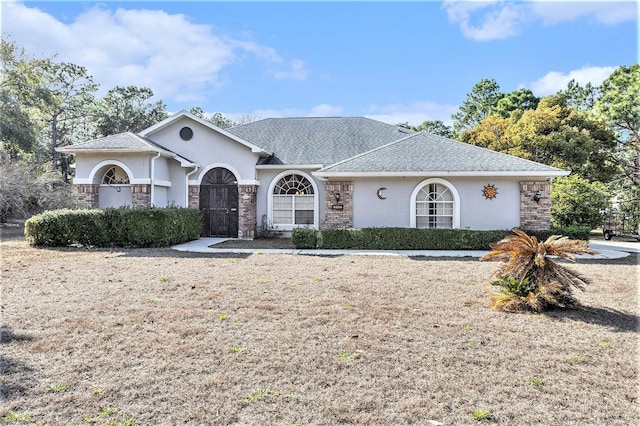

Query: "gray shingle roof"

xmin=227 ymin=117 xmax=414 ymax=165
xmin=57 ymin=132 xmax=195 ymax=165
xmin=317 ymin=132 xmax=568 ymax=175
xmin=57 ymin=132 xmax=159 ymax=151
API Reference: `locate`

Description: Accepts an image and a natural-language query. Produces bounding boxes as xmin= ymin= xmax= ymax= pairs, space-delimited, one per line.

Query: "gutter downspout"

xmin=150 ymin=152 xmax=162 ymax=206
xmin=185 ymin=165 xmax=200 ymax=207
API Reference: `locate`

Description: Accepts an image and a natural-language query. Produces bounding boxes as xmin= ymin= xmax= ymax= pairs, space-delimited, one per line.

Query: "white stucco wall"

xmin=456 ymin=177 xmax=520 ymax=230
xmin=154 ymin=186 xmax=169 ymax=207
xmin=74 ymin=153 xmax=151 ymax=184
xmin=153 ymin=156 xmax=170 ymax=182
xmin=351 ymin=178 xmax=413 ymax=228
xmin=146 ymin=117 xmax=261 ymax=184
xmin=167 ymin=162 xmax=188 ymax=207
xmin=99 ymin=186 xmax=132 ymax=208
xmin=351 ymin=177 xmax=522 ymax=230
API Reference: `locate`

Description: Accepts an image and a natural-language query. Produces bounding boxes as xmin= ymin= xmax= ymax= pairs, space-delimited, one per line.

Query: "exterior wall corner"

xmin=520 ymin=181 xmax=552 ymax=231
xmin=238 ymin=184 xmax=258 ymax=239
xmin=322 ymin=181 xmax=353 ymax=229
xmin=75 ymin=184 xmax=100 ymax=209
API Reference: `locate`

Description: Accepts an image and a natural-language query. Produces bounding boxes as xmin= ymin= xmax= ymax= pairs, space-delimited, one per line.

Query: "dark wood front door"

xmin=200 ymin=168 xmax=239 ymax=237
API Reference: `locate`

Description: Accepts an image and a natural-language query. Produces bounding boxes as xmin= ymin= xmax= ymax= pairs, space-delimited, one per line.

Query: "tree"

xmin=507 ymin=95 xmax=618 ymax=182
xmin=458 ymin=115 xmax=510 ymax=152
xmin=561 ymin=79 xmax=598 ymax=112
xmin=38 ymin=61 xmax=98 ymax=172
xmin=451 ymin=78 xmax=503 ymax=136
xmin=0 ymin=157 xmax=77 ymax=222
xmin=0 ymin=39 xmax=47 ymax=159
xmin=551 ymin=175 xmax=610 ymax=228
xmin=207 ymin=112 xmax=235 ymax=129
xmin=94 ymin=86 xmax=168 ymax=136
xmin=189 ymin=107 xmax=207 ymax=119
xmin=188 ymin=108 xmax=237 ymax=129
xmin=491 ymin=88 xmax=539 ymax=118
xmin=233 ymin=112 xmax=261 ymax=126
xmin=462 ymin=95 xmax=618 ymax=183
xmin=594 ymin=64 xmax=640 ymax=209
xmin=414 ymin=120 xmax=453 ymax=138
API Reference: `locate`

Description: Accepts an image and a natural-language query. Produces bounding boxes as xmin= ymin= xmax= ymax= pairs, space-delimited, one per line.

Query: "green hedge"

xmin=291 ymin=227 xmax=317 ymax=249
xmin=25 ymin=207 xmax=203 ymax=247
xmin=292 ymin=226 xmax=591 ymax=250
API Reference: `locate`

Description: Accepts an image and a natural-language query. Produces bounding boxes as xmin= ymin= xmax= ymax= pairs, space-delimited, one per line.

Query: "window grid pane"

xmin=415 ymin=183 xmax=454 ymax=229
xmin=272 ymin=182 xmax=316 ymax=226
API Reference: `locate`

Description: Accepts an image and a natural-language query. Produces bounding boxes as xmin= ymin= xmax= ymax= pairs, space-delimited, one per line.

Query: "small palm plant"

xmin=481 ymin=229 xmax=597 ymax=312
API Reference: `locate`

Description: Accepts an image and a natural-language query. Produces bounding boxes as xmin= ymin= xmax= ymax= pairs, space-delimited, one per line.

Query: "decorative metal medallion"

xmin=482 ymin=184 xmax=498 ymax=200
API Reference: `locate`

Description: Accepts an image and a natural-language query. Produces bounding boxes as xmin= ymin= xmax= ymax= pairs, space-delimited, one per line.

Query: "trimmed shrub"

xmin=528 ymin=226 xmax=591 ymax=242
xmin=291 ymin=227 xmax=317 ymax=249
xmin=25 ymin=207 xmax=202 ymax=247
xmin=293 ymin=227 xmax=591 ymax=250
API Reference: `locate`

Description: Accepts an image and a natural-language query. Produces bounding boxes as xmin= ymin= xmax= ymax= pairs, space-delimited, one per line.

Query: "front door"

xmin=200 ymin=168 xmax=239 ymax=237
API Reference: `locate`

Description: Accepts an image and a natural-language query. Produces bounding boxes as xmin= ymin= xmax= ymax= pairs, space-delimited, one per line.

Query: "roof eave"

xmin=55 ymin=148 xmax=156 ymax=154
xmin=56 ymin=147 xmax=197 ymax=167
xmin=256 ymin=164 xmax=324 ymax=170
xmin=313 ymin=170 xmax=571 ymax=179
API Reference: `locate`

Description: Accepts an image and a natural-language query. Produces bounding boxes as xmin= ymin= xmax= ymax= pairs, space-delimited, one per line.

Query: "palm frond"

xmin=482 ymin=229 xmax=597 ymax=312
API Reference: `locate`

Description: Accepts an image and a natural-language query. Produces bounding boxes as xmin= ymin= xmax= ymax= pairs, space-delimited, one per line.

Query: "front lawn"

xmin=1 ymin=228 xmax=637 ymax=425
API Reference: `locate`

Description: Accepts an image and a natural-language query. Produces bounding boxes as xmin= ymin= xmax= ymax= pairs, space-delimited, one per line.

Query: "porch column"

xmin=75 ymin=184 xmax=99 ymax=209
xmin=131 ymin=184 xmax=151 ymax=207
xmin=520 ymin=181 xmax=552 ymax=230
xmin=323 ymin=181 xmax=353 ymax=229
xmin=238 ymin=185 xmax=257 ymax=239
xmin=188 ymin=185 xmax=200 ymax=209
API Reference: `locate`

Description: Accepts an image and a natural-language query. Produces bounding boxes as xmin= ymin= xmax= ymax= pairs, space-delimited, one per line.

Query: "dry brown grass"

xmin=1 ymin=226 xmax=638 ymax=425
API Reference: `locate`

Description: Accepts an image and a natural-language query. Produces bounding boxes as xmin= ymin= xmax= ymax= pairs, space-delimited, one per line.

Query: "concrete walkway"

xmin=171 ymin=238 xmax=635 ymax=260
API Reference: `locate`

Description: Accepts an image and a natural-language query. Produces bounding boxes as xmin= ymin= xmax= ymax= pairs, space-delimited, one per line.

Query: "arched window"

xmin=271 ymin=173 xmax=316 ymax=226
xmin=411 ymin=178 xmax=460 ymax=229
xmin=102 ymin=166 xmax=130 ymax=185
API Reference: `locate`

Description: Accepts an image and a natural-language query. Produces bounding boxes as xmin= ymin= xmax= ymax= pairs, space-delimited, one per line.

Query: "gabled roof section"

xmin=139 ymin=110 xmax=268 ymax=155
xmin=315 ymin=132 xmax=569 ymax=177
xmin=227 ymin=117 xmax=414 ymax=165
xmin=56 ymin=132 xmax=196 ymax=167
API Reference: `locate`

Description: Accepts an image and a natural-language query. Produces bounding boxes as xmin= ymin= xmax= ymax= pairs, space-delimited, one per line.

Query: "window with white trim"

xmin=415 ymin=183 xmax=454 ymax=228
xmin=272 ymin=174 xmax=315 ymax=225
xmin=102 ymin=166 xmax=130 ymax=185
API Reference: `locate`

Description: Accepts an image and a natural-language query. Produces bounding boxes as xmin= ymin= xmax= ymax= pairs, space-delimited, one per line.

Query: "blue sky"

xmin=2 ymin=0 xmax=638 ymax=126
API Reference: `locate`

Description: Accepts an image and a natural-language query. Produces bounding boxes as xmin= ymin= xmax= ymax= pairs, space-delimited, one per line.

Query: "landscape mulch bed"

xmin=1 ymin=225 xmax=638 ymax=425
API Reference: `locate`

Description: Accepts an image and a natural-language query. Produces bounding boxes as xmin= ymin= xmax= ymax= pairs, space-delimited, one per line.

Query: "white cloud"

xmin=365 ymin=102 xmax=459 ymax=127
xmin=530 ymin=1 xmax=638 ymax=25
xmin=274 ymin=59 xmax=310 ymax=81
xmin=442 ymin=0 xmax=528 ymax=41
xmin=442 ymin=0 xmax=636 ymax=41
xmin=527 ymin=65 xmax=617 ymax=96
xmin=1 ymin=2 xmax=306 ymax=104
xmin=308 ymin=104 xmax=343 ymax=116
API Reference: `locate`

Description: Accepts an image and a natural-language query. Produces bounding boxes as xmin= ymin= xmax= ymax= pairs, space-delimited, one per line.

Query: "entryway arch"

xmin=199 ymin=167 xmax=239 ymax=237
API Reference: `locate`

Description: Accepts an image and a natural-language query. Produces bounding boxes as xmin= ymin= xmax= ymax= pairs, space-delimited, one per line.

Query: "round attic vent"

xmin=180 ymin=126 xmax=193 ymax=141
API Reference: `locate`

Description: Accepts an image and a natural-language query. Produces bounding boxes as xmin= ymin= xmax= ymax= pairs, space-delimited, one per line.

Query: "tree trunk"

xmin=51 ymin=112 xmax=58 ymax=170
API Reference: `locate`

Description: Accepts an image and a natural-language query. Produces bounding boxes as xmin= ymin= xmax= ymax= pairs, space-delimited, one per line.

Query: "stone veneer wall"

xmin=75 ymin=184 xmax=99 ymax=209
xmin=520 ymin=181 xmax=551 ymax=230
xmin=323 ymin=181 xmax=353 ymax=229
xmin=131 ymin=184 xmax=151 ymax=207
xmin=238 ymin=185 xmax=257 ymax=239
xmin=188 ymin=185 xmax=200 ymax=209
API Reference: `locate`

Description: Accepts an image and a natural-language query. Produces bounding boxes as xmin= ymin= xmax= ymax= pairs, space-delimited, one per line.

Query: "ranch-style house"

xmin=57 ymin=111 xmax=569 ymax=239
